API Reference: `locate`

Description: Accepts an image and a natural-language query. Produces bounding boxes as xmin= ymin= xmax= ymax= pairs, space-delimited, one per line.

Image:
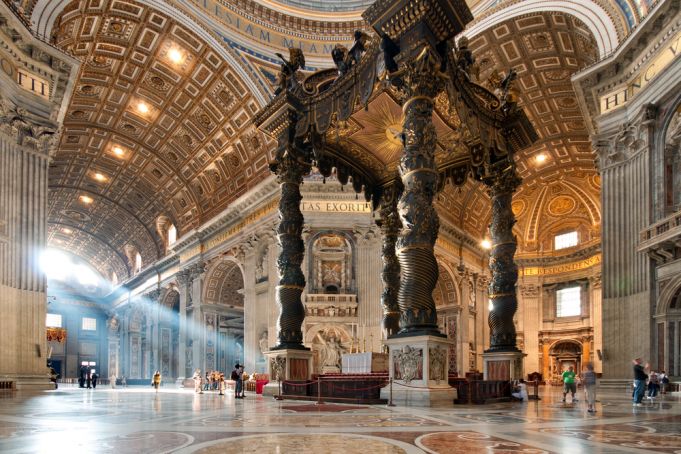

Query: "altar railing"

xmin=304 ymin=294 xmax=358 ymax=317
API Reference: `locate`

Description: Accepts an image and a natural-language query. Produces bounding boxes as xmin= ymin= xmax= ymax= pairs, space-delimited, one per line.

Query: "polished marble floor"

xmin=1 ymin=384 xmax=679 ymax=453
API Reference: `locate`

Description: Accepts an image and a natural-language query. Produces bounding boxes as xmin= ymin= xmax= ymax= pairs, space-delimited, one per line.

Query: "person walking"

xmin=91 ymin=372 xmax=98 ymax=389
xmin=632 ymin=358 xmax=648 ymax=406
xmin=582 ymin=363 xmax=597 ymax=413
xmin=562 ymin=365 xmax=577 ymax=403
xmin=110 ymin=373 xmax=117 ymax=389
xmin=193 ymin=369 xmax=204 ymax=394
xmin=152 ymin=370 xmax=162 ymax=392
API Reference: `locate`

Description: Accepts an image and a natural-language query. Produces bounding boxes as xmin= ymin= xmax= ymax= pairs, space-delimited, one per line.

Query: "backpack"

xmin=231 ymin=370 xmax=238 ymax=380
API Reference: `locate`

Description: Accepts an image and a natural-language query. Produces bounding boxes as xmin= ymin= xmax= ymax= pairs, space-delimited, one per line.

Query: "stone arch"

xmin=203 ymin=258 xmax=245 ymax=309
xmin=433 ymin=259 xmax=460 ymax=308
xmin=656 ymin=275 xmax=681 ymax=316
xmin=464 ymin=1 xmax=621 ymax=57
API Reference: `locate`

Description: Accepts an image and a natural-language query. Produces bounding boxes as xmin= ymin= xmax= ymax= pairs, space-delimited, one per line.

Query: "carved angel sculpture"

xmin=348 ymin=30 xmax=369 ymax=66
xmin=332 ymin=44 xmax=350 ymax=77
xmin=275 ymin=48 xmax=305 ymax=95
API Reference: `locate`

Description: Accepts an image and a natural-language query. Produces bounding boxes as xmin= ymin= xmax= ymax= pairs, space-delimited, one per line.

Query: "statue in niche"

xmin=259 ymin=331 xmax=269 ymax=357
xmin=256 ymin=246 xmax=269 ymax=282
xmin=186 ymin=347 xmax=193 ymax=371
xmin=317 ymin=331 xmax=345 ymax=372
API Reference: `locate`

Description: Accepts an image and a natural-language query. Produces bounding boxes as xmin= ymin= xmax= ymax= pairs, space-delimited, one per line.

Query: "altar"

xmin=341 ymin=352 xmax=388 ymax=374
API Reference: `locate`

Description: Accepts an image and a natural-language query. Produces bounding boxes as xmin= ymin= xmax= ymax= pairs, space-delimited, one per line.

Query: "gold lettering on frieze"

xmin=521 ymin=254 xmax=601 ymax=276
xmin=192 ymin=0 xmax=353 ymax=58
xmin=204 ymin=199 xmax=279 ymax=251
xmin=300 ymin=200 xmax=372 ymax=213
xmin=179 ymin=244 xmax=204 ymax=263
xmin=600 ymin=30 xmax=681 ymax=114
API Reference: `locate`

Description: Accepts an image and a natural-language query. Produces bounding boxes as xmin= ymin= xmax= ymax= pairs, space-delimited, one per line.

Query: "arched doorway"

xmin=549 ymin=340 xmax=583 ymax=384
xmin=159 ymin=288 xmax=180 ymax=379
xmin=203 ymin=259 xmax=245 ymax=373
xmin=433 ymin=262 xmax=460 ymax=376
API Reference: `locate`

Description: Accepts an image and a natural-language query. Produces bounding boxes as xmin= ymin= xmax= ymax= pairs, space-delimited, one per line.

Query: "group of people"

xmin=78 ymin=366 xmax=99 ymax=389
xmin=632 ymin=358 xmax=670 ymax=406
xmin=191 ymin=363 xmax=246 ymax=398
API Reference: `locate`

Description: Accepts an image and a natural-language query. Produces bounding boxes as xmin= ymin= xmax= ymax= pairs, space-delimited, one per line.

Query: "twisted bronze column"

xmin=484 ymin=164 xmax=522 ymax=351
xmin=395 ymin=49 xmax=444 ymax=336
xmin=271 ymin=151 xmax=309 ymax=350
xmin=377 ymin=183 xmax=401 ymax=338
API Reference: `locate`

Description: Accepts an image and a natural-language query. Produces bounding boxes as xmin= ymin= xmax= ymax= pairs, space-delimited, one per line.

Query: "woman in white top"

xmin=512 ymin=379 xmax=529 ymax=402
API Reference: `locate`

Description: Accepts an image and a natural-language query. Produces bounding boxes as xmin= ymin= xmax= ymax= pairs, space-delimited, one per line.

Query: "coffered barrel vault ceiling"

xmin=47 ymin=0 xmax=274 ymax=280
xmin=36 ymin=0 xmax=631 ymax=281
xmin=435 ymin=12 xmax=602 ymax=253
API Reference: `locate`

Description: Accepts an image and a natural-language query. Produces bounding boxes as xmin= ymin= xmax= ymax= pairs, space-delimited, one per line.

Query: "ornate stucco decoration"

xmin=429 ymin=346 xmax=447 ymax=384
xmin=394 ymin=345 xmax=422 ymax=383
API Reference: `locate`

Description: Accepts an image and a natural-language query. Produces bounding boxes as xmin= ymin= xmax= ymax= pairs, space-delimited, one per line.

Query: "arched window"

xmin=167 ymin=224 xmax=177 ymax=246
xmin=135 ymin=252 xmax=142 ymax=273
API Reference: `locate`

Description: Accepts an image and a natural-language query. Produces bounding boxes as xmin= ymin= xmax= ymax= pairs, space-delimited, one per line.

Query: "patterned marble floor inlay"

xmin=0 ymin=386 xmax=679 ymax=453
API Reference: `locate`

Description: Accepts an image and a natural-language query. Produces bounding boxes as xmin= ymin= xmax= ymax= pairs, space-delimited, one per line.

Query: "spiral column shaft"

xmin=395 ymin=49 xmax=444 ymax=337
xmin=378 ymin=184 xmax=401 ymax=338
xmin=484 ymin=166 xmax=522 ymax=351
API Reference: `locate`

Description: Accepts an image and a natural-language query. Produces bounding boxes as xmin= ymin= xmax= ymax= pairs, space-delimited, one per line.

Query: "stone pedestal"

xmin=482 ymin=351 xmax=526 ymax=380
xmin=380 ymin=335 xmax=457 ymax=407
xmin=262 ymin=349 xmax=313 ymax=397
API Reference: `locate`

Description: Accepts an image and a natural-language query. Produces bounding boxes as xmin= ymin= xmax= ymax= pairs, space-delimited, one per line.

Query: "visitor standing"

xmin=193 ymin=369 xmax=203 ymax=394
xmin=647 ymin=370 xmax=659 ymax=400
xmin=561 ymin=365 xmax=577 ymax=403
xmin=86 ymin=368 xmax=92 ymax=389
xmin=91 ymin=371 xmax=98 ymax=389
xmin=110 ymin=374 xmax=116 ymax=389
xmin=660 ymin=371 xmax=669 ymax=394
xmin=582 ymin=363 xmax=597 ymax=413
xmin=632 ymin=358 xmax=648 ymax=406
xmin=152 ymin=370 xmax=161 ymax=392
xmin=232 ymin=364 xmax=243 ymax=398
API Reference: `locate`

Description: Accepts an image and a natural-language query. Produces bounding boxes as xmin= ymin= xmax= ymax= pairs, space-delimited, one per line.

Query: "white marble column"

xmin=243 ymin=243 xmax=258 ymax=372
xmin=354 ymin=226 xmax=382 ymax=352
xmin=0 ymin=128 xmax=52 ymax=390
xmin=176 ymin=270 xmax=191 ymax=379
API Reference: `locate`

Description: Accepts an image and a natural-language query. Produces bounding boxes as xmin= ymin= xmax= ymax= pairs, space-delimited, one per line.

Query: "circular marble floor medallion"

xmin=184 ymin=433 xmax=421 ymax=454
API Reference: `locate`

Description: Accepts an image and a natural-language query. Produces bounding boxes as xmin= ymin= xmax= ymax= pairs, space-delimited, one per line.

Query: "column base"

xmin=482 ymin=351 xmax=526 ymax=380
xmin=262 ymin=382 xmax=282 ymax=397
xmin=264 ymin=349 xmax=313 ymax=381
xmin=382 ymin=335 xmax=456 ymax=407
xmin=3 ymin=375 xmax=54 ymax=392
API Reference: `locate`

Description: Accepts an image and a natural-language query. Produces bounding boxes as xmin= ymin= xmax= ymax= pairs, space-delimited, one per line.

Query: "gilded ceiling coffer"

xmin=258 ymin=94 xmax=311 ymax=350
xmin=483 ymin=162 xmax=522 ymax=351
xmin=376 ymin=182 xmax=401 ymax=338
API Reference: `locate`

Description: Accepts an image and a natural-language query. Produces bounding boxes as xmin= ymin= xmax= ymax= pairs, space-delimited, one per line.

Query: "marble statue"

xmin=259 ymin=331 xmax=269 ymax=357
xmin=318 ymin=334 xmax=344 ymax=371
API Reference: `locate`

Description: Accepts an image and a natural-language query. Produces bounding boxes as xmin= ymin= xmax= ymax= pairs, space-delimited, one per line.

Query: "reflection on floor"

xmin=0 ymin=385 xmax=679 ymax=453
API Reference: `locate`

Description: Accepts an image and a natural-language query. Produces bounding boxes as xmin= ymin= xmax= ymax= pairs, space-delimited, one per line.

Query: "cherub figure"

xmin=275 ymin=48 xmax=305 ymax=94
